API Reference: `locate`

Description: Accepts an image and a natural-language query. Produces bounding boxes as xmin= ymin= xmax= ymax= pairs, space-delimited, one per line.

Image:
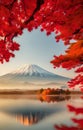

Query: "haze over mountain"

xmin=0 ymin=64 xmax=70 ymax=89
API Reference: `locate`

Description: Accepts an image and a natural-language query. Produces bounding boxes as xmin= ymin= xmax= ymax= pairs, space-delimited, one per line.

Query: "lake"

xmin=0 ymin=94 xmax=83 ymax=130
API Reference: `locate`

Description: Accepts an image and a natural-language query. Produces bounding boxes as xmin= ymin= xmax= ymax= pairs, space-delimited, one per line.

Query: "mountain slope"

xmin=0 ymin=64 xmax=70 ymax=89
xmin=12 ymin=64 xmax=55 ymax=76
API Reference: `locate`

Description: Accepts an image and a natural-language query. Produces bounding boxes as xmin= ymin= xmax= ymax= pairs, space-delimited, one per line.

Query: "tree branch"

xmin=25 ymin=0 xmax=44 ymax=24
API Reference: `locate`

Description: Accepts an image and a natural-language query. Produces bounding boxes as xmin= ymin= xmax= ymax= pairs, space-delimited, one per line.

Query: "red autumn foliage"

xmin=51 ymin=40 xmax=83 ymax=69
xmin=51 ymin=40 xmax=83 ymax=89
xmin=0 ymin=0 xmax=83 ymax=89
xmin=0 ymin=0 xmax=38 ymax=63
xmin=72 ymin=118 xmax=83 ymax=128
xmin=55 ymin=104 xmax=83 ymax=130
xmin=68 ymin=74 xmax=83 ymax=88
xmin=0 ymin=40 xmax=19 ymax=63
xmin=55 ymin=125 xmax=78 ymax=130
xmin=68 ymin=105 xmax=83 ymax=114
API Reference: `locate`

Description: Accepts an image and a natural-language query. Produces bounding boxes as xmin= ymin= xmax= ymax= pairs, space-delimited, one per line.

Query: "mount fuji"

xmin=0 ymin=64 xmax=70 ymax=89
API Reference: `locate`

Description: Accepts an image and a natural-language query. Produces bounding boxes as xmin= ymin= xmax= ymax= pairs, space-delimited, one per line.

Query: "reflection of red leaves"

xmin=55 ymin=103 xmax=83 ymax=130
xmin=68 ymin=105 xmax=83 ymax=114
xmin=72 ymin=118 xmax=83 ymax=127
xmin=68 ymin=104 xmax=83 ymax=128
xmin=81 ymin=96 xmax=83 ymax=99
xmin=55 ymin=125 xmax=78 ymax=130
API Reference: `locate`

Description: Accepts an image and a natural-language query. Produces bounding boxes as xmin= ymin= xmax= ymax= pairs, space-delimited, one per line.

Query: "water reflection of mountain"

xmin=39 ymin=95 xmax=71 ymax=103
xmin=15 ymin=112 xmax=47 ymax=126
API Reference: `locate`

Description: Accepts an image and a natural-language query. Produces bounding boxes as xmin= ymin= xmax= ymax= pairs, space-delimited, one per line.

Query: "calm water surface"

xmin=0 ymin=95 xmax=83 ymax=130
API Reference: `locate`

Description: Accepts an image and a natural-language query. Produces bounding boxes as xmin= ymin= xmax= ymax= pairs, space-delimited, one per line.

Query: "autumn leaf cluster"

xmin=0 ymin=0 xmax=83 ymax=89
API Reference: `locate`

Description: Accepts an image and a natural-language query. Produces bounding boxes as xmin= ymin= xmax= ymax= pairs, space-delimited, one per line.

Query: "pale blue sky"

xmin=0 ymin=28 xmax=75 ymax=78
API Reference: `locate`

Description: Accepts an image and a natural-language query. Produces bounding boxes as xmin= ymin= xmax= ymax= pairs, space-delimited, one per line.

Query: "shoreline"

xmin=0 ymin=89 xmax=82 ymax=95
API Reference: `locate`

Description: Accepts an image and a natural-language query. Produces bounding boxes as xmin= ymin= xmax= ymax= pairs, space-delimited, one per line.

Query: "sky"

xmin=0 ymin=28 xmax=76 ymax=78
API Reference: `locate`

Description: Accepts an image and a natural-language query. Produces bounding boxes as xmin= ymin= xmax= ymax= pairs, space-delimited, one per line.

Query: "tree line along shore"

xmin=0 ymin=88 xmax=82 ymax=95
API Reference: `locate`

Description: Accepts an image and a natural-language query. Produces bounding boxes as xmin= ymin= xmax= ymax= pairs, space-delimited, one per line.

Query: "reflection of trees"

xmin=68 ymin=105 xmax=83 ymax=114
xmin=15 ymin=112 xmax=48 ymax=126
xmin=39 ymin=95 xmax=71 ymax=103
xmin=54 ymin=97 xmax=83 ymax=130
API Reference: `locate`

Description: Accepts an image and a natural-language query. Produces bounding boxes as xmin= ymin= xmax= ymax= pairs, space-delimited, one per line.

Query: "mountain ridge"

xmin=7 ymin=64 xmax=69 ymax=79
xmin=0 ymin=64 xmax=70 ymax=89
xmin=11 ymin=64 xmax=56 ymax=77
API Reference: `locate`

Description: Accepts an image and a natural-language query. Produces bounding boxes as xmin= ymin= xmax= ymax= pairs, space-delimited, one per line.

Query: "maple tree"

xmin=0 ymin=0 xmax=83 ymax=89
xmin=51 ymin=40 xmax=83 ymax=89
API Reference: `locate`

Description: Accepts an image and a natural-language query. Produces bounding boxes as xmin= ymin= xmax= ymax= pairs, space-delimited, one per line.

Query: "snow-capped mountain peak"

xmin=0 ymin=64 xmax=70 ymax=89
xmin=12 ymin=64 xmax=55 ymax=77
